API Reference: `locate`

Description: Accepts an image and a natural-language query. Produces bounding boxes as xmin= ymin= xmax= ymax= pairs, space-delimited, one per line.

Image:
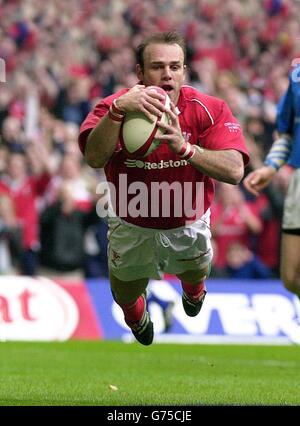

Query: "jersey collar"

xmin=176 ymin=88 xmax=187 ymax=115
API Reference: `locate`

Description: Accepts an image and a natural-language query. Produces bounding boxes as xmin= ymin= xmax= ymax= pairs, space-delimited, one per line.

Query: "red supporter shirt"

xmin=0 ymin=174 xmax=50 ymax=249
xmin=253 ymin=194 xmax=281 ymax=269
xmin=79 ymin=85 xmax=249 ymax=229
xmin=210 ymin=201 xmax=262 ymax=269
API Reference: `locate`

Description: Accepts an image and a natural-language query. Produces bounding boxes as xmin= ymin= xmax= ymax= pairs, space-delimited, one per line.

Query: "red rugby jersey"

xmin=79 ymin=85 xmax=249 ymax=229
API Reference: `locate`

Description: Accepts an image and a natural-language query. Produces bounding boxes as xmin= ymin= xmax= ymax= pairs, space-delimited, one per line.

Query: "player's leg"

xmin=107 ymin=218 xmax=159 ymax=345
xmin=272 ymin=172 xmax=300 ymax=344
xmin=167 ymin=211 xmax=212 ymax=317
xmin=110 ymin=273 xmax=154 ymax=345
xmin=280 ymin=169 xmax=300 ymax=297
xmin=110 ymin=273 xmax=148 ymax=304
xmin=161 ymin=218 xmax=212 ymax=317
xmin=176 ymin=265 xmax=210 ymax=317
xmin=280 ymin=232 xmax=300 ymax=297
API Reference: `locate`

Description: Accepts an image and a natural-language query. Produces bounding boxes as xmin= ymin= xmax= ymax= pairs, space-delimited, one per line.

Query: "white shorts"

xmin=107 ymin=210 xmax=213 ymax=281
xmin=282 ymin=168 xmax=300 ymax=231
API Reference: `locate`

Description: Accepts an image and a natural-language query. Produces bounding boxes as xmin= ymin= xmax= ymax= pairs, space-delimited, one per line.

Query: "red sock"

xmin=182 ymin=281 xmax=206 ymax=301
xmin=118 ymin=295 xmax=145 ymax=324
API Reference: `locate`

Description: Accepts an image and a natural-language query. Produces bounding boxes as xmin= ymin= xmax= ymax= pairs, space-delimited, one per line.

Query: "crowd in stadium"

xmin=0 ymin=0 xmax=299 ymax=279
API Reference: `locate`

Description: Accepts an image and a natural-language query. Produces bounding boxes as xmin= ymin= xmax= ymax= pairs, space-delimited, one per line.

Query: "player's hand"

xmin=115 ymin=85 xmax=166 ymax=122
xmin=156 ymin=102 xmax=184 ymax=153
xmin=243 ymin=166 xmax=277 ymax=196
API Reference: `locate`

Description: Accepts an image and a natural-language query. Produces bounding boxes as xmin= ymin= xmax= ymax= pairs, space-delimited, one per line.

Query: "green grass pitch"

xmin=0 ymin=341 xmax=299 ymax=406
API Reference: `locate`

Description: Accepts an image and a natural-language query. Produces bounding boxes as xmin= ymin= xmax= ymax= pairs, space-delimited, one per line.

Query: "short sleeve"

xmin=78 ymin=101 xmax=110 ymax=154
xmin=78 ymin=88 xmax=128 ymax=154
xmin=199 ymin=101 xmax=249 ymax=165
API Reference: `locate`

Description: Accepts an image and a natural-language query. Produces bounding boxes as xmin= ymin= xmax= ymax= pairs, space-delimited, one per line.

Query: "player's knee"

xmin=177 ymin=263 xmax=211 ymax=285
xmin=110 ymin=273 xmax=148 ymax=304
xmin=110 ymin=275 xmax=131 ymax=303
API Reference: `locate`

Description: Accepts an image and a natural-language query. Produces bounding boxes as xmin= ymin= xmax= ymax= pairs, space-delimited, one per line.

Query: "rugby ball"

xmin=120 ymin=86 xmax=171 ymax=158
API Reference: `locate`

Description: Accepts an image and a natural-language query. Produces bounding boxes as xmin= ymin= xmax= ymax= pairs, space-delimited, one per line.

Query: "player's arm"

xmin=189 ymin=147 xmax=244 ymax=184
xmin=243 ymin=133 xmax=292 ymax=196
xmin=85 ymin=110 xmax=123 ymax=168
xmin=264 ymin=133 xmax=292 ymax=170
xmin=85 ymin=85 xmax=166 ymax=168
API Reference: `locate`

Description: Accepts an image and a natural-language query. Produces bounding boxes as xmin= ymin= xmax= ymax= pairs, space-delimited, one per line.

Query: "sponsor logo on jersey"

xmin=124 ymin=132 xmax=192 ymax=169
xmin=124 ymin=159 xmax=188 ymax=169
xmin=224 ymin=122 xmax=241 ymax=133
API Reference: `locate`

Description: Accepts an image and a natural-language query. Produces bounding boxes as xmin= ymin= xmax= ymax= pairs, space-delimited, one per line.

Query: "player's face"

xmin=137 ymin=43 xmax=186 ymax=105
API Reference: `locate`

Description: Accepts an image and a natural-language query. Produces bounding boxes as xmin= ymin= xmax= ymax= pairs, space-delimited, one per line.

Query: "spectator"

xmin=53 ymin=79 xmax=91 ymax=126
xmin=225 ymin=241 xmax=272 ymax=279
xmin=83 ymin=218 xmax=109 ymax=279
xmin=211 ymin=182 xmax=263 ymax=270
xmin=46 ymin=153 xmax=94 ymax=211
xmin=0 ymin=147 xmax=51 ymax=275
xmin=40 ymin=182 xmax=100 ymax=274
xmin=0 ymin=194 xmax=23 ymax=274
xmin=1 ymin=116 xmax=26 ymax=152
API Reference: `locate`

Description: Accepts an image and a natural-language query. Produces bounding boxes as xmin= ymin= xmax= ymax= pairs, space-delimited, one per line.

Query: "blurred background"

xmin=0 ymin=0 xmax=299 ymax=281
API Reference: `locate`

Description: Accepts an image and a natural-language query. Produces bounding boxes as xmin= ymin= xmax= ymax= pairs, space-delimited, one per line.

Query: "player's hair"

xmin=137 ymin=31 xmax=186 ymax=70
